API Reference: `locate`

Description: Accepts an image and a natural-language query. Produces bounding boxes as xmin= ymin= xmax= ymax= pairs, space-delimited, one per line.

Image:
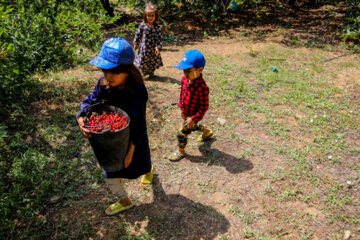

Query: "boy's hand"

xmin=78 ymin=117 xmax=92 ymax=138
xmin=155 ymin=47 xmax=160 ymax=55
xmin=134 ymin=44 xmax=138 ymax=51
xmin=184 ymin=118 xmax=195 ymax=129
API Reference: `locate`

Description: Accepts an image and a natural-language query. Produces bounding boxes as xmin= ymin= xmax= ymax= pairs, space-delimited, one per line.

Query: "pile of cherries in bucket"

xmin=86 ymin=112 xmax=128 ymax=133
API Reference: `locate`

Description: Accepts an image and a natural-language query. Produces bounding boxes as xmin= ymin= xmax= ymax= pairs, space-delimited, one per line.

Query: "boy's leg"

xmin=168 ymin=124 xmax=193 ymax=161
xmin=105 ymin=178 xmax=134 ymax=215
xmin=177 ymin=125 xmax=192 ymax=149
xmin=196 ymin=123 xmax=213 ymax=142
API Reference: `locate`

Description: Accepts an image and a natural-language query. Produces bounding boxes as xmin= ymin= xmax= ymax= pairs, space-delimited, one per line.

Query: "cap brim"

xmin=174 ymin=62 xmax=193 ymax=70
xmin=90 ymin=56 xmax=119 ymax=69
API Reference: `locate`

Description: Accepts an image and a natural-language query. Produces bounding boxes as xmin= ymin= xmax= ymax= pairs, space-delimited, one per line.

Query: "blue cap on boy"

xmin=90 ymin=38 xmax=135 ymax=69
xmin=174 ymin=50 xmax=206 ymax=70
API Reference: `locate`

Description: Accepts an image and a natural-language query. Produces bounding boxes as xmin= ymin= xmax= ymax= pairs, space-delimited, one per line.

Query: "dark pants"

xmin=177 ymin=120 xmax=205 ymax=148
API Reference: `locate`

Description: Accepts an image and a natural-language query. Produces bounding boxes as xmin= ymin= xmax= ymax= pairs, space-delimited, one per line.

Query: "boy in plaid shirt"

xmin=168 ymin=50 xmax=213 ymax=161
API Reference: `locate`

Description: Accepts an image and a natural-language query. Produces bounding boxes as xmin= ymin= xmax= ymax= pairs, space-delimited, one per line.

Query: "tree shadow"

xmin=185 ymin=138 xmax=254 ymax=174
xmin=146 ymin=75 xmax=181 ymax=85
xmin=158 ymin=3 xmax=346 ymax=49
xmin=125 ymin=176 xmax=230 ymax=239
xmin=160 ymin=48 xmax=180 ymax=52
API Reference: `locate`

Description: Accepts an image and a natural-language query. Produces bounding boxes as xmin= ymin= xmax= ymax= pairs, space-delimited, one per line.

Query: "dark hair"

xmin=100 ymin=64 xmax=144 ymax=88
xmin=143 ymin=2 xmax=159 ymax=23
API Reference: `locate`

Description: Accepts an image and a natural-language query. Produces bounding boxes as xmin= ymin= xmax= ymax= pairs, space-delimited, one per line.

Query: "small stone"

xmin=328 ymin=155 xmax=333 ymax=159
xmin=217 ymin=117 xmax=226 ymax=125
xmin=50 ymin=195 xmax=61 ymax=204
xmin=343 ymin=230 xmax=351 ymax=240
xmin=346 ymin=181 xmax=353 ymax=189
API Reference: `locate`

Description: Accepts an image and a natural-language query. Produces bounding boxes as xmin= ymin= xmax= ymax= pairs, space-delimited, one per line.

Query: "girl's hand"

xmin=78 ymin=117 xmax=92 ymax=138
xmin=134 ymin=44 xmax=138 ymax=51
xmin=155 ymin=47 xmax=160 ymax=55
xmin=124 ymin=152 xmax=133 ymax=168
xmin=124 ymin=142 xmax=135 ymax=168
xmin=184 ymin=118 xmax=195 ymax=129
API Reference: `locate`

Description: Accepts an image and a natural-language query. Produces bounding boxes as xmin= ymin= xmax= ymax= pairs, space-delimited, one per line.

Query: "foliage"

xmin=0 ymin=0 xmax=107 ymax=117
xmin=341 ymin=0 xmax=360 ymax=42
xmin=0 ymin=1 xmax=109 ymax=237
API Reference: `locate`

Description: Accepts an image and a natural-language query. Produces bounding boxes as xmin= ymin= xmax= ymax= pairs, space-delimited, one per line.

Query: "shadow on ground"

xmin=185 ymin=139 xmax=254 ymax=174
xmin=158 ymin=3 xmax=346 ymax=49
xmin=119 ymin=176 xmax=230 ymax=239
xmin=145 ymin=75 xmax=180 ymax=84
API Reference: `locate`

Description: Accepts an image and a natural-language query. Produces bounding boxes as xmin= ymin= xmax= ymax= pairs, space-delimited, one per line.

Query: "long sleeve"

xmin=190 ymin=84 xmax=209 ymax=123
xmin=76 ymin=78 xmax=103 ymax=120
xmin=133 ymin=23 xmax=143 ymax=46
xmin=155 ymin=24 xmax=162 ymax=50
xmin=178 ymin=76 xmax=185 ymax=109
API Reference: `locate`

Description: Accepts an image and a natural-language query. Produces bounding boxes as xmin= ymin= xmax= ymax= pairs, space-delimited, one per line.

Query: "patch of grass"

xmin=230 ymin=206 xmax=262 ymax=226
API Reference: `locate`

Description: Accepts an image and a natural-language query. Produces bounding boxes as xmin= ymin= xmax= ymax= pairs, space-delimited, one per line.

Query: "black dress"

xmin=78 ymin=77 xmax=151 ymax=179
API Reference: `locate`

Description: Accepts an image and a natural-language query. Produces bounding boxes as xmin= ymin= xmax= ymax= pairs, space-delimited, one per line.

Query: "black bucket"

xmin=78 ymin=103 xmax=130 ymax=172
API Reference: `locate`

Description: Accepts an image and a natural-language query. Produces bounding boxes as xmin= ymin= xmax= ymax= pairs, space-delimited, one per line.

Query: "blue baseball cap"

xmin=174 ymin=50 xmax=206 ymax=70
xmin=90 ymin=38 xmax=135 ymax=69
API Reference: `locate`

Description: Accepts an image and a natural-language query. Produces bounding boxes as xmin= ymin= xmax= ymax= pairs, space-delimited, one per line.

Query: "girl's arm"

xmin=76 ymin=77 xmax=103 ymax=120
xmin=133 ymin=23 xmax=143 ymax=48
xmin=124 ymin=142 xmax=135 ymax=168
xmin=155 ymin=24 xmax=162 ymax=52
xmin=76 ymin=78 xmax=103 ymax=138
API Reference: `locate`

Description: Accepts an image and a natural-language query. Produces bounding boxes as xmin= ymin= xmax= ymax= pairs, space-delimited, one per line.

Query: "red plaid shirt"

xmin=178 ymin=75 xmax=209 ymax=123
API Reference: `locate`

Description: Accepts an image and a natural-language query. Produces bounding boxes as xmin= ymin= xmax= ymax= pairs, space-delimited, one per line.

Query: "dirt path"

xmin=45 ymin=30 xmax=360 ymax=239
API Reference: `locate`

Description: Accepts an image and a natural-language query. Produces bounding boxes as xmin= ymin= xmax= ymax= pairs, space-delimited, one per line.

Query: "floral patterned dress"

xmin=133 ymin=22 xmax=163 ymax=75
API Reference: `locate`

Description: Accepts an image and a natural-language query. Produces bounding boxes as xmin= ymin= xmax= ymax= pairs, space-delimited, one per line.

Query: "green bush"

xmin=342 ymin=0 xmax=360 ymax=42
xmin=0 ymin=0 xmax=106 ymax=117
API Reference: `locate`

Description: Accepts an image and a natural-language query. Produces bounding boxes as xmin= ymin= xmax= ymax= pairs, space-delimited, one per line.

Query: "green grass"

xmin=1 ymin=38 xmax=360 ymax=239
xmin=205 ymin=43 xmax=360 ymax=238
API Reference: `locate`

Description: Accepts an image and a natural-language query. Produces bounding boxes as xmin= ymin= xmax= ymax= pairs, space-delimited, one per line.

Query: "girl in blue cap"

xmin=133 ymin=2 xmax=163 ymax=78
xmin=77 ymin=38 xmax=154 ymax=216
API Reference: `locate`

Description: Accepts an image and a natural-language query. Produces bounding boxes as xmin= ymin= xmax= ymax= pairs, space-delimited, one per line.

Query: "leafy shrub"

xmin=0 ymin=0 xmax=107 ymax=117
xmin=0 ymin=150 xmax=55 ymax=236
xmin=341 ymin=0 xmax=360 ymax=43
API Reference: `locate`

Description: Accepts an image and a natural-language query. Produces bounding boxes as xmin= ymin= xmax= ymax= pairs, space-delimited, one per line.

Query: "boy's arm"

xmin=178 ymin=77 xmax=184 ymax=109
xmin=190 ymin=84 xmax=209 ymax=123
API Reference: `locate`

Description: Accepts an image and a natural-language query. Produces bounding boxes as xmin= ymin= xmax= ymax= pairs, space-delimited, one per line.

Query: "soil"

xmin=45 ymin=4 xmax=360 ymax=240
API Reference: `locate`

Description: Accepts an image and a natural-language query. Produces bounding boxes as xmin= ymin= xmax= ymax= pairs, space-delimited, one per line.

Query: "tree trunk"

xmin=100 ymin=0 xmax=114 ymax=17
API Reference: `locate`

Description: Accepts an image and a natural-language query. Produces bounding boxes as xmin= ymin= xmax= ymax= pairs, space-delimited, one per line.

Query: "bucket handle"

xmin=80 ymin=100 xmax=107 ymax=113
xmin=84 ymin=122 xmax=112 ymax=133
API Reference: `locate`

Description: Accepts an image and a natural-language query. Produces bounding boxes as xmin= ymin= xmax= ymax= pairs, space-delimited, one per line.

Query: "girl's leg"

xmin=141 ymin=164 xmax=154 ymax=186
xmin=105 ymin=178 xmax=134 ymax=215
